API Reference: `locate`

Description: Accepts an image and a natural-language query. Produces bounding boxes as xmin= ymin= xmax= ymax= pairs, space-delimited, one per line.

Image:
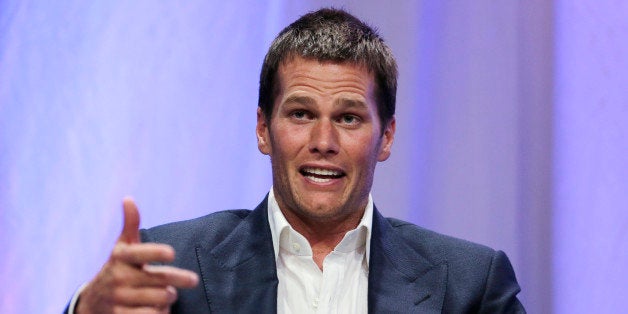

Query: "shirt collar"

xmin=267 ymin=187 xmax=373 ymax=265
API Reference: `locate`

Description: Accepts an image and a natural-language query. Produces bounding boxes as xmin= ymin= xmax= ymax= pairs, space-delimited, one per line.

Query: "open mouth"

xmin=300 ymin=167 xmax=345 ymax=183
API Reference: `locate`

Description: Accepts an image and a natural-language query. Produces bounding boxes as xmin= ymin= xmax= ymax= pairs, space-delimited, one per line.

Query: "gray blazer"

xmin=137 ymin=197 xmax=525 ymax=313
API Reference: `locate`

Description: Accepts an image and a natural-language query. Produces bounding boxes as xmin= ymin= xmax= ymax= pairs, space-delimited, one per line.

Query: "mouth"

xmin=299 ymin=166 xmax=346 ymax=183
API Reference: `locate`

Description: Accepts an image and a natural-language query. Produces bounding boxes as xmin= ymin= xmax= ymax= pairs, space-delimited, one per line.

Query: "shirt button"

xmin=292 ymin=242 xmax=301 ymax=253
xmin=313 ymin=298 xmax=319 ymax=308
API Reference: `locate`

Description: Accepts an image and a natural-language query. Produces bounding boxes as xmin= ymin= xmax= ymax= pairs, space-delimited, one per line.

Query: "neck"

xmin=279 ymin=205 xmax=365 ymax=270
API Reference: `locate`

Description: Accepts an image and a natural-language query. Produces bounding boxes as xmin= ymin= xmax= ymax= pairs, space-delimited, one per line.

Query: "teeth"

xmin=308 ymin=176 xmax=332 ymax=183
xmin=303 ymin=168 xmax=342 ymax=176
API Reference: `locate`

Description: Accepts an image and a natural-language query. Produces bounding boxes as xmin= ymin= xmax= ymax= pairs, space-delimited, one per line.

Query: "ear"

xmin=256 ymin=107 xmax=271 ymax=155
xmin=377 ymin=116 xmax=395 ymax=162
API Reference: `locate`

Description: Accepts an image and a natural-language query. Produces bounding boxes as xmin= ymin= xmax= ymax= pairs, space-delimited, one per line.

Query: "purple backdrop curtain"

xmin=1 ymin=1 xmax=626 ymax=313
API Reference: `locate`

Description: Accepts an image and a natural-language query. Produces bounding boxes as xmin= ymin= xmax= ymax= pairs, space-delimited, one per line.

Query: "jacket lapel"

xmin=190 ymin=201 xmax=447 ymax=313
xmin=195 ymin=200 xmax=278 ymax=313
xmin=368 ymin=208 xmax=447 ymax=313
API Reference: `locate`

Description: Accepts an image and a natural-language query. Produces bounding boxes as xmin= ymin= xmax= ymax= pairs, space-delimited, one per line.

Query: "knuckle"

xmin=110 ymin=268 xmax=127 ymax=286
xmin=110 ymin=287 xmax=126 ymax=304
xmin=111 ymin=244 xmax=126 ymax=260
xmin=155 ymin=288 xmax=177 ymax=306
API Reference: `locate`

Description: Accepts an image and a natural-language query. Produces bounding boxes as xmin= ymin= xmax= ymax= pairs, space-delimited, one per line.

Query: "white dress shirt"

xmin=268 ymin=187 xmax=373 ymax=313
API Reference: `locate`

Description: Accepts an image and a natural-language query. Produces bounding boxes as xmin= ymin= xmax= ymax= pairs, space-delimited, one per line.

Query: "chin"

xmin=297 ymin=202 xmax=349 ymax=221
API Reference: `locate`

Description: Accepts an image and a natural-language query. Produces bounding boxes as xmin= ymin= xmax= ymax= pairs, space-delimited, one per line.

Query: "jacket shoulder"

xmin=140 ymin=209 xmax=252 ymax=248
xmin=384 ymin=217 xmax=496 ymax=267
xmin=384 ymin=217 xmax=525 ymax=312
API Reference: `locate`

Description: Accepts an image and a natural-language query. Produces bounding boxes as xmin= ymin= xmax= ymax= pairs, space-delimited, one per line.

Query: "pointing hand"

xmin=76 ymin=198 xmax=198 ymax=313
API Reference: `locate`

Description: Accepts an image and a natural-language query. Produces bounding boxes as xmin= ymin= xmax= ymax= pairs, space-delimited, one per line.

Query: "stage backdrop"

xmin=1 ymin=1 xmax=626 ymax=313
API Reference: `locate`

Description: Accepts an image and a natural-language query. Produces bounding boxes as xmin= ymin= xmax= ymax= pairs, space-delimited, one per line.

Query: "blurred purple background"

xmin=1 ymin=1 xmax=626 ymax=313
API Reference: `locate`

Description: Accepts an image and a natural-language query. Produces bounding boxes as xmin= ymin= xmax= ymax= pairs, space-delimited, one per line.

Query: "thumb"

xmin=119 ymin=196 xmax=141 ymax=244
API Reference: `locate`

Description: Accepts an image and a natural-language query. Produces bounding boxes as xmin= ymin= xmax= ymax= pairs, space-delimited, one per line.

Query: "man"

xmin=67 ymin=8 xmax=525 ymax=313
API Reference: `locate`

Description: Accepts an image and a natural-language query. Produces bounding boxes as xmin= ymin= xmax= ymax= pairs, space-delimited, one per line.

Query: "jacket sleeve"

xmin=478 ymin=250 xmax=526 ymax=313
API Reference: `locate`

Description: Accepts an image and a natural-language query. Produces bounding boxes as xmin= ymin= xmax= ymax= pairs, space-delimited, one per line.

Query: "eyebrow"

xmin=334 ymin=98 xmax=369 ymax=111
xmin=283 ymin=95 xmax=315 ymax=106
xmin=282 ymin=95 xmax=369 ymax=111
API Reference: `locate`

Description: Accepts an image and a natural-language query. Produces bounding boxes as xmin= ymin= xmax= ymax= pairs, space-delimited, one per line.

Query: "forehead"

xmin=276 ymin=57 xmax=376 ymax=97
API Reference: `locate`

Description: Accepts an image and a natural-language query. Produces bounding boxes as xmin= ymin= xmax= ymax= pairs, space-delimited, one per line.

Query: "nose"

xmin=309 ymin=118 xmax=339 ymax=156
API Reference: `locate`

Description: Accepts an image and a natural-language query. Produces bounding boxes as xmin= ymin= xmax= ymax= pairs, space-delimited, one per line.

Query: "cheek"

xmin=344 ymin=132 xmax=381 ymax=156
xmin=281 ymin=121 xmax=312 ymax=144
xmin=270 ymin=126 xmax=306 ymax=160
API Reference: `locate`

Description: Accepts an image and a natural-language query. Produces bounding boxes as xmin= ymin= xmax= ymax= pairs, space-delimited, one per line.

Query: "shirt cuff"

xmin=67 ymin=282 xmax=88 ymax=314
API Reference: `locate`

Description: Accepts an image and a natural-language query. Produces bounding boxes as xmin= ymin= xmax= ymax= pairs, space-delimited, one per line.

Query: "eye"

xmin=290 ymin=110 xmax=312 ymax=121
xmin=338 ymin=114 xmax=361 ymax=126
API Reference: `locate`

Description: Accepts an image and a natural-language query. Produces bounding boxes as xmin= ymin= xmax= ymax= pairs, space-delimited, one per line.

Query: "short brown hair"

xmin=258 ymin=8 xmax=398 ymax=131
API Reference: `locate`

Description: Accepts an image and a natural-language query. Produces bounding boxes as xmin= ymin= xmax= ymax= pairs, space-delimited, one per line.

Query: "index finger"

xmin=113 ymin=242 xmax=176 ymax=265
xmin=143 ymin=265 xmax=199 ymax=289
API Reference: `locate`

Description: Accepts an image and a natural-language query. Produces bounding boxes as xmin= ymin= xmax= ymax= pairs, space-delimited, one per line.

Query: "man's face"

xmin=256 ymin=57 xmax=395 ymax=224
